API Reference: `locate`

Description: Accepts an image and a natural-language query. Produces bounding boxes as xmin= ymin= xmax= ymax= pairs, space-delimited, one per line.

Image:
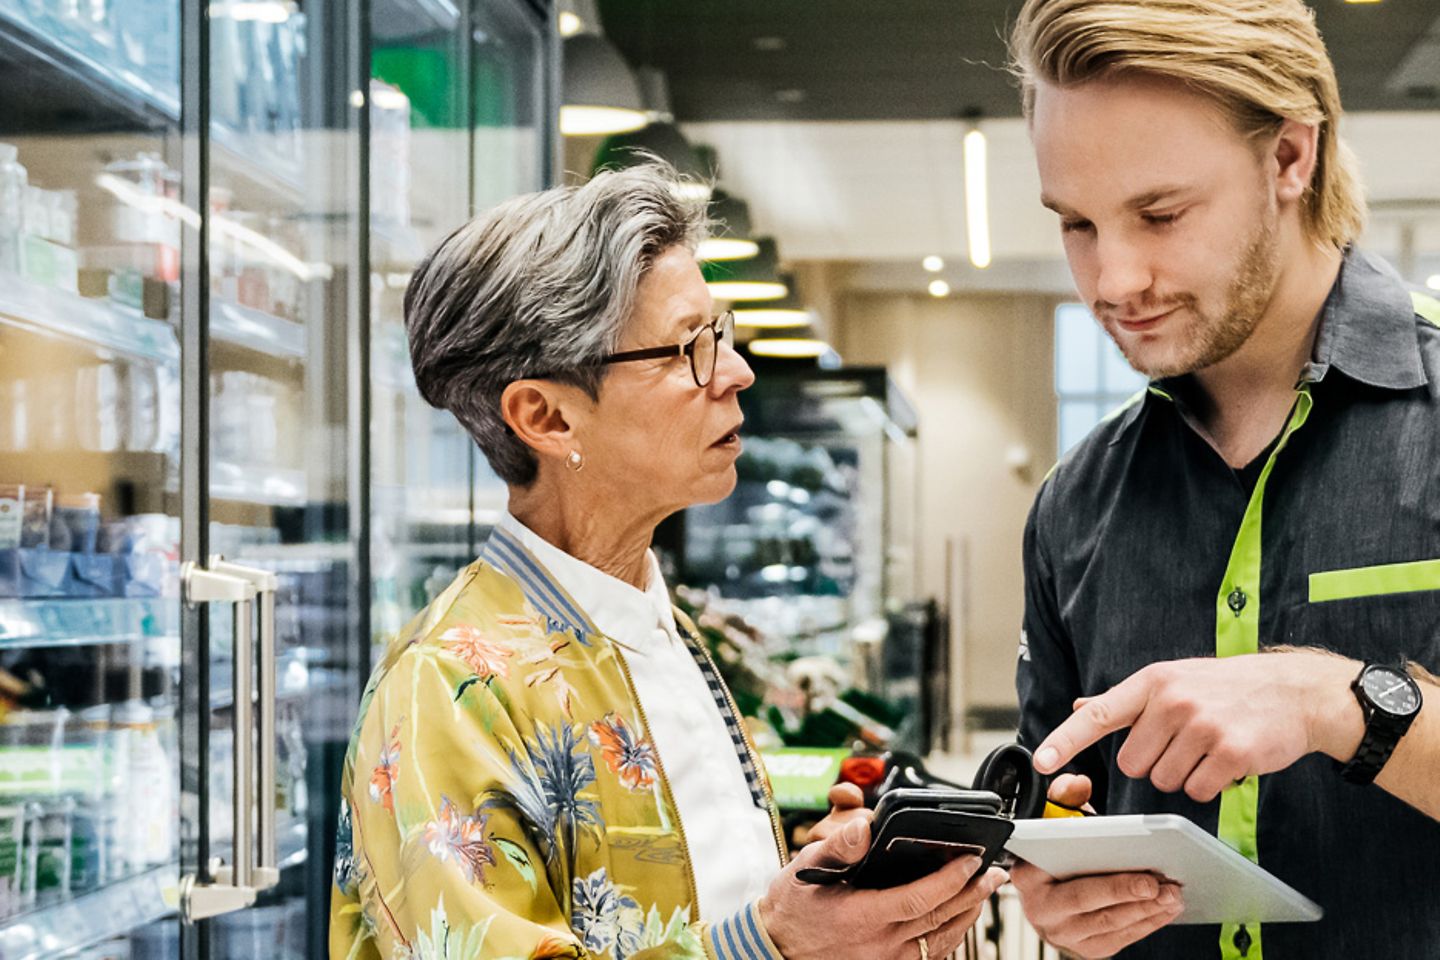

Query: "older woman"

xmin=329 ymin=164 xmax=1004 ymax=960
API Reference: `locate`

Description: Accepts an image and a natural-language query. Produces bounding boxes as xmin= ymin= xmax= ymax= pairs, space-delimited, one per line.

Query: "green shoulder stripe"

xmin=1412 ymin=290 xmax=1440 ymax=328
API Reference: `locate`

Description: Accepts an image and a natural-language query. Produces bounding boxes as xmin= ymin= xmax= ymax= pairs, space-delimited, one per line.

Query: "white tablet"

xmin=1005 ymin=814 xmax=1322 ymax=925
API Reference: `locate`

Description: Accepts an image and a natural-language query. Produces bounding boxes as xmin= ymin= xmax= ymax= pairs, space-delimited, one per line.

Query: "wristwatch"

xmin=1340 ymin=662 xmax=1423 ymax=785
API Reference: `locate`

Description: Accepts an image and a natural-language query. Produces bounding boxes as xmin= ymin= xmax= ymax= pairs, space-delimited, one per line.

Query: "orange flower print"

xmin=587 ymin=713 xmax=657 ymax=792
xmin=424 ymin=795 xmax=496 ymax=884
xmin=441 ymin=625 xmax=514 ymax=681
xmin=369 ymin=723 xmax=401 ymax=812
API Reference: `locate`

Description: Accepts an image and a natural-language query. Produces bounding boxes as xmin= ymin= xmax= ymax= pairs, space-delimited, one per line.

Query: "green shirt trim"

xmin=1309 ymin=557 xmax=1440 ymax=603
xmin=1214 ymin=386 xmax=1314 ymax=960
xmin=1412 ymin=290 xmax=1440 ymax=328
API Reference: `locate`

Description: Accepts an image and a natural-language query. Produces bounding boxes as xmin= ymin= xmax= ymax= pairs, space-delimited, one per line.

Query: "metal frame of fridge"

xmin=0 ymin=1 xmax=556 ymax=957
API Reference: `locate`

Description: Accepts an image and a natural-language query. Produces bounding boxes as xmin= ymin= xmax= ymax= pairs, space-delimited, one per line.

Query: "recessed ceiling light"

xmin=1427 ymin=274 xmax=1440 ymax=291
xmin=928 ymin=279 xmax=950 ymax=298
xmin=558 ymin=10 xmax=582 ymax=35
xmin=748 ymin=338 xmax=830 ymax=359
xmin=753 ymin=36 xmax=787 ymax=52
xmin=922 ymin=255 xmax=944 ymax=272
xmin=775 ymin=89 xmax=806 ymax=104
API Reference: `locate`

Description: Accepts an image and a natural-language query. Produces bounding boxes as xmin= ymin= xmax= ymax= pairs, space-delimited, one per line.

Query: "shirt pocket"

xmin=1303 ymin=559 xmax=1440 ymax=662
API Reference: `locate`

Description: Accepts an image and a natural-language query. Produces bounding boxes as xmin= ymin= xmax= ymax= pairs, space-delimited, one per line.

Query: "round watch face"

xmin=1361 ymin=667 xmax=1422 ymax=716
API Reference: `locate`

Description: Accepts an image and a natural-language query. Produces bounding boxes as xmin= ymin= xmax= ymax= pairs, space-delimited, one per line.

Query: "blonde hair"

xmin=1009 ymin=0 xmax=1365 ymax=249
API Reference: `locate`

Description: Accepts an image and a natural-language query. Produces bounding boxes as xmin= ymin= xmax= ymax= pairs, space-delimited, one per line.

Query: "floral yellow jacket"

xmin=330 ymin=526 xmax=788 ymax=960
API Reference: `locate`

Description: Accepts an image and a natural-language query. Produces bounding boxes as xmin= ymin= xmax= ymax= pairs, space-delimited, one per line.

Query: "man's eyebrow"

xmin=1040 ymin=194 xmax=1076 ymax=216
xmin=1040 ymin=187 xmax=1190 ymax=218
xmin=1123 ymin=186 xmax=1189 ymax=211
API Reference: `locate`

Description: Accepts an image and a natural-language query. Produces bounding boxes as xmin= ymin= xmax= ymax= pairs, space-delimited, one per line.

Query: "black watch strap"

xmin=1340 ymin=716 xmax=1404 ymax=785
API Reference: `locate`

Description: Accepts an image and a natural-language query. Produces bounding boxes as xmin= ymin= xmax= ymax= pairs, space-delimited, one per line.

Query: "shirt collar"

xmin=492 ymin=512 xmax=678 ymax=645
xmin=1112 ymin=247 xmax=1425 ymax=441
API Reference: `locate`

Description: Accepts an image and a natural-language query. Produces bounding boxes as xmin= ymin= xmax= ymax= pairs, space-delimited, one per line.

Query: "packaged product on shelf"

xmin=21 ymin=485 xmax=53 ymax=548
xmin=0 ymin=483 xmax=21 ymax=550
xmin=78 ymin=703 xmax=122 ymax=885
xmin=115 ymin=0 xmax=180 ymax=88
xmin=96 ymin=153 xmax=180 ymax=284
xmin=0 ymin=142 xmax=27 ymax=275
xmin=28 ymin=794 xmax=74 ymax=906
xmin=114 ymin=700 xmax=173 ymax=867
xmin=128 ymin=916 xmax=179 ymax=960
xmin=214 ymin=901 xmax=290 ymax=960
xmin=65 ymin=706 xmax=104 ymax=893
xmin=0 ymin=800 xmax=29 ymax=921
xmin=21 ymin=186 xmax=80 ymax=293
xmin=75 ymin=362 xmax=124 ymax=453
xmin=51 ymin=492 xmax=102 ymax=554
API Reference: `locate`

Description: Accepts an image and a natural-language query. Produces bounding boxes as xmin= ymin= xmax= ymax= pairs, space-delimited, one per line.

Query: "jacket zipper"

xmin=691 ymin=641 xmax=789 ymax=867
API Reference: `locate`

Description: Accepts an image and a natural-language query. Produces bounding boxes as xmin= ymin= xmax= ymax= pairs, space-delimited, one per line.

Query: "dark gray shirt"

xmin=1018 ymin=248 xmax=1440 ymax=959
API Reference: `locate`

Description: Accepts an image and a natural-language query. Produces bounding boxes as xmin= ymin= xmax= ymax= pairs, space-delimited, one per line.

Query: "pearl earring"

xmin=565 ymin=450 xmax=584 ymax=473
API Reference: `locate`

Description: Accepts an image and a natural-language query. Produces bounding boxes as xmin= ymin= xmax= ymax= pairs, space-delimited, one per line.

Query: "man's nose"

xmin=1094 ymin=234 xmax=1154 ymax=308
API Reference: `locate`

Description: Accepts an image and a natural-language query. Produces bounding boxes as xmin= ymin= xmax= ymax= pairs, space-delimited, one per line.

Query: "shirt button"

xmin=1227 ymin=588 xmax=1248 ymax=615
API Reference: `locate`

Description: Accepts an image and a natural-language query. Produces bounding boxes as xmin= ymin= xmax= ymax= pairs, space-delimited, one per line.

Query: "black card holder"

xmin=796 ymin=789 xmax=1016 ymax=890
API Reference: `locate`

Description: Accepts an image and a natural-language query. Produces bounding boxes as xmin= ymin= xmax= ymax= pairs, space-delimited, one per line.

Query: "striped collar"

xmin=477 ymin=524 xmax=596 ymax=641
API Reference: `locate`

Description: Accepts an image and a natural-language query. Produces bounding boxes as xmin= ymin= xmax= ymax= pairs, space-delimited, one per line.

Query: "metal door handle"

xmin=210 ymin=557 xmax=280 ymax=891
xmin=180 ymin=561 xmax=259 ymax=921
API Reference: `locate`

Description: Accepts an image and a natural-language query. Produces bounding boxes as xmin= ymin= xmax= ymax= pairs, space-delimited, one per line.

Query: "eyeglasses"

xmin=599 ymin=311 xmax=736 ymax=388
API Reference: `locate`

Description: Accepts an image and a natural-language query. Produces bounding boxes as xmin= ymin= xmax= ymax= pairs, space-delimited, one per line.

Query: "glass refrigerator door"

xmin=370 ymin=0 xmax=551 ymax=646
xmin=201 ymin=3 xmax=363 ymax=959
xmin=0 ymin=3 xmax=185 ymax=957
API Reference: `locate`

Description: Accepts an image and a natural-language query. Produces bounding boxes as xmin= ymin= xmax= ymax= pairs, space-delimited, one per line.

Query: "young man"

xmin=1007 ymin=1 xmax=1440 ymax=957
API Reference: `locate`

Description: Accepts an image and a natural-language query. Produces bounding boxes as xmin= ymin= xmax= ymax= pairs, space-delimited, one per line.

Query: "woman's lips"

xmin=711 ymin=423 xmax=743 ymax=448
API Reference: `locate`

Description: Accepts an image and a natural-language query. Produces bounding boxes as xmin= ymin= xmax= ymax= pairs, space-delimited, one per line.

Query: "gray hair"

xmin=403 ymin=162 xmax=709 ymax=486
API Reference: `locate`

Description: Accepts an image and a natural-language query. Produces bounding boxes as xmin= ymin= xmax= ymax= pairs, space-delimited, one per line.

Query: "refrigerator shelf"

xmin=211 ymin=299 xmax=308 ymax=362
xmin=0 ymin=275 xmax=308 ymax=368
xmin=0 ymin=596 xmax=176 ymax=650
xmin=0 ymin=274 xmax=179 ymax=366
xmin=0 ymin=819 xmax=308 ymax=960
xmin=210 ymin=463 xmax=308 ymax=508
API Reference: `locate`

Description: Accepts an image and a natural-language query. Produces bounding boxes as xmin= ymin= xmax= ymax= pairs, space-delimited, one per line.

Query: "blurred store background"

xmin=0 ymin=0 xmax=1436 ymax=957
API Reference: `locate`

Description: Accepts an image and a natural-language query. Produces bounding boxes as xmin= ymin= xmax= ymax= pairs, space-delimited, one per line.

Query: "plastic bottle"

xmin=0 ymin=143 xmax=28 ymax=274
xmin=113 ymin=701 xmax=173 ymax=867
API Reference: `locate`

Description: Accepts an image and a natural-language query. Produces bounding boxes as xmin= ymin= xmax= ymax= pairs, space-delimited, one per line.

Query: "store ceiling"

xmin=599 ymin=0 xmax=1440 ymax=122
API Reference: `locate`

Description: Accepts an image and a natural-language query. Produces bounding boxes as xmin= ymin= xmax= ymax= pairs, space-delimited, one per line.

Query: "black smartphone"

xmin=796 ymin=788 xmax=1015 ymax=890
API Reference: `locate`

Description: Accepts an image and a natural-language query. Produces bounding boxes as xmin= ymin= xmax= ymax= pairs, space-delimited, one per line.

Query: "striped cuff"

xmin=706 ymin=900 xmax=785 ymax=960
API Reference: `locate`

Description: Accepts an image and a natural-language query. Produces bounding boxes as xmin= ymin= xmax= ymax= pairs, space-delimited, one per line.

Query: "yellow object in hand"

xmin=1043 ymin=800 xmax=1087 ymax=819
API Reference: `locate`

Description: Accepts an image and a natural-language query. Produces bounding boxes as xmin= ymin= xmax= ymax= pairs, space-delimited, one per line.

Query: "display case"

xmin=675 ymin=366 xmax=927 ymax=746
xmin=0 ymin=2 xmax=554 ymax=957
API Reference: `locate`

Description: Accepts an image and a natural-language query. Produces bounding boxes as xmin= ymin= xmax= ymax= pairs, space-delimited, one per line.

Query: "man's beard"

xmin=1106 ymin=208 xmax=1281 ymax=380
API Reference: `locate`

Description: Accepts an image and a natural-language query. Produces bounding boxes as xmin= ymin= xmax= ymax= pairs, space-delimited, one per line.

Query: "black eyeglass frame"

xmin=597 ymin=310 xmax=736 ymax=388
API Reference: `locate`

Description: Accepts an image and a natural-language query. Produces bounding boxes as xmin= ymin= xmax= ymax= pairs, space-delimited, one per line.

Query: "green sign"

xmin=761 ymin=747 xmax=850 ymax=812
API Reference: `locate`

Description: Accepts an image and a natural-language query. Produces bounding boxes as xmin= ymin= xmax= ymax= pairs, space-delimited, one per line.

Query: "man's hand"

xmin=1032 ymin=651 xmax=1363 ymax=801
xmin=1010 ymin=774 xmax=1184 ymax=958
xmin=761 ymin=815 xmax=1008 ymax=960
xmin=798 ymin=783 xmax=872 ymax=846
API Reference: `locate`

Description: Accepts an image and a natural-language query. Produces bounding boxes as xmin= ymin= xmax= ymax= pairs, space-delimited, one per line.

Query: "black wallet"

xmin=795 ymin=788 xmax=1016 ymax=889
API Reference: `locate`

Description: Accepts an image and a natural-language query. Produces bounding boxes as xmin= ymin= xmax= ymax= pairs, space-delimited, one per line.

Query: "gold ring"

xmin=918 ymin=935 xmax=929 ymax=960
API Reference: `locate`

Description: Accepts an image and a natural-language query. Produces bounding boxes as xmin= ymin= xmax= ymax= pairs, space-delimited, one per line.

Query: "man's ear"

xmin=1271 ymin=118 xmax=1320 ymax=208
xmin=500 ymin=379 xmax=588 ymax=463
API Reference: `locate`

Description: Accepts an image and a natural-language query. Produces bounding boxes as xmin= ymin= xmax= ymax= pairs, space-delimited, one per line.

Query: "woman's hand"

xmin=797 ymin=783 xmax=872 ymax=846
xmin=760 ymin=815 xmax=1008 ymax=960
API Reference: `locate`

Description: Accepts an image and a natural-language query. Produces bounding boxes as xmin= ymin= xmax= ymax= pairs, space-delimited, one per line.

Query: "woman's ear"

xmin=500 ymin=379 xmax=586 ymax=463
xmin=1271 ymin=118 xmax=1320 ymax=208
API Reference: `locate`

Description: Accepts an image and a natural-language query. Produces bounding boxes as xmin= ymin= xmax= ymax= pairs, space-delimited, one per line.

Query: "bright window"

xmin=1054 ymin=303 xmax=1147 ymax=456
